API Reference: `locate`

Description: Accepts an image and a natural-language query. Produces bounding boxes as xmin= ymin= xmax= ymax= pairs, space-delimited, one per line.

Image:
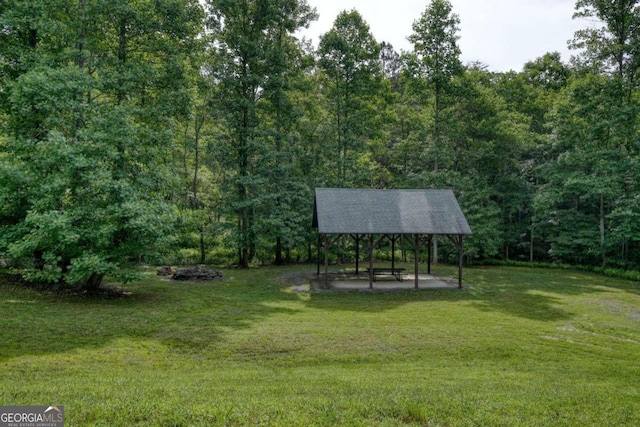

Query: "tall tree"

xmin=493 ymin=53 xmax=570 ymax=261
xmin=571 ymin=0 xmax=640 ymax=86
xmin=536 ymin=73 xmax=630 ymax=266
xmin=403 ymin=0 xmax=463 ymax=263
xmin=0 ymin=0 xmax=204 ymax=290
xmin=530 ymin=0 xmax=640 ymax=266
xmin=175 ymin=82 xmax=217 ymax=265
xmin=571 ymin=0 xmax=640 ymax=152
xmin=254 ymin=6 xmax=317 ymax=264
xmin=453 ymin=67 xmax=533 ymax=261
xmin=205 ymin=0 xmax=316 ymax=267
xmin=317 ymin=9 xmax=382 ymax=187
xmin=380 ymin=41 xmax=401 ymax=81
xmin=406 ymin=0 xmax=463 ymax=173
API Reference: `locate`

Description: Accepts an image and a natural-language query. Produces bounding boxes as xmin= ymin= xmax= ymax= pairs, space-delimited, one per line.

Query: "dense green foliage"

xmin=2 ymin=0 xmax=640 ymax=285
xmin=1 ymin=265 xmax=639 ymax=425
xmin=0 ymin=0 xmax=204 ymax=288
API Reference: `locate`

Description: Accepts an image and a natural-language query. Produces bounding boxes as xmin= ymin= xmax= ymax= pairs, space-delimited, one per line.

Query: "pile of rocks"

xmin=156 ymin=266 xmax=174 ymax=276
xmin=157 ymin=266 xmax=223 ymax=281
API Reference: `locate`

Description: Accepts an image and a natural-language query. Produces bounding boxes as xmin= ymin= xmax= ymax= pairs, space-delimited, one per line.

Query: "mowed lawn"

xmin=1 ymin=265 xmax=639 ymax=426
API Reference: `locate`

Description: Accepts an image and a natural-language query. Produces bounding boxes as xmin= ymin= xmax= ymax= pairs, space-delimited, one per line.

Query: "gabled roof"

xmin=313 ymin=188 xmax=472 ymax=235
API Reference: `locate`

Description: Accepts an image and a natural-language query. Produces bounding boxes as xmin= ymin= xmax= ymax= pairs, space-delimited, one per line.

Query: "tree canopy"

xmin=1 ymin=0 xmax=640 ymax=288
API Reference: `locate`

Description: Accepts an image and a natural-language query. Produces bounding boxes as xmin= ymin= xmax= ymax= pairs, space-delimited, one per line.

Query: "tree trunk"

xmin=83 ymin=273 xmax=105 ymax=293
xmin=433 ymin=87 xmax=441 ymax=172
xmin=239 ymin=215 xmax=250 ymax=268
xmin=199 ymin=226 xmax=206 ymax=265
xmin=275 ymin=237 xmax=283 ymax=265
xmin=530 ymin=229 xmax=534 ymax=263
xmin=193 ymin=114 xmax=205 ymax=265
xmin=76 ymin=0 xmax=86 ymax=69
xmin=600 ymin=193 xmax=606 ymax=267
xmin=116 ymin=18 xmax=127 ymax=103
xmin=433 ymin=237 xmax=438 ymax=265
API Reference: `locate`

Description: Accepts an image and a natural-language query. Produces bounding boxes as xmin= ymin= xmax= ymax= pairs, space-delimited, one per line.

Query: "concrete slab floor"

xmin=313 ymin=273 xmax=461 ymax=291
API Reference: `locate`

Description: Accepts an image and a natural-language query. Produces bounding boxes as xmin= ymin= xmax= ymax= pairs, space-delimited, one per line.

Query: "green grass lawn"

xmin=1 ymin=265 xmax=639 ymax=426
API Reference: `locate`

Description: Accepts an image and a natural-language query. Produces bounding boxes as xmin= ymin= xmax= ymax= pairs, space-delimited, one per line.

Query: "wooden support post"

xmin=324 ymin=234 xmax=329 ymax=288
xmin=444 ymin=234 xmax=465 ymax=289
xmin=414 ymin=234 xmax=419 ymax=289
xmin=458 ymin=236 xmax=464 ymax=289
xmin=433 ymin=237 xmax=438 ymax=266
xmin=369 ymin=234 xmax=374 ymax=289
xmin=427 ymin=236 xmax=432 ymax=275
xmin=316 ymin=234 xmax=321 ymax=276
xmin=355 ymin=234 xmax=360 ymax=274
xmin=391 ymin=234 xmax=397 ymax=272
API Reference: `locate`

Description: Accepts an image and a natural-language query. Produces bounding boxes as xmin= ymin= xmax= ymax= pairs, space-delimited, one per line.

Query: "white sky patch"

xmin=300 ymin=0 xmax=588 ymax=72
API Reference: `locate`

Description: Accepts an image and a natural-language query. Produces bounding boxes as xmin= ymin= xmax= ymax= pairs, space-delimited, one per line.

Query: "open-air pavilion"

xmin=312 ymin=188 xmax=473 ymax=289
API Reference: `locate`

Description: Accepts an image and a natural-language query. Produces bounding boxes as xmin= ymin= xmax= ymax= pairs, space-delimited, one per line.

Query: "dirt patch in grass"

xmin=276 ymin=270 xmax=316 ymax=293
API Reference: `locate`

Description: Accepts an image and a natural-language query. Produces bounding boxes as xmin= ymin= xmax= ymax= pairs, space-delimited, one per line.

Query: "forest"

xmin=1 ymin=0 xmax=639 ymax=290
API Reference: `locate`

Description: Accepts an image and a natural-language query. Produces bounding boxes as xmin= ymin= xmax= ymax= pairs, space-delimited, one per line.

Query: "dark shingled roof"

xmin=313 ymin=188 xmax=472 ymax=235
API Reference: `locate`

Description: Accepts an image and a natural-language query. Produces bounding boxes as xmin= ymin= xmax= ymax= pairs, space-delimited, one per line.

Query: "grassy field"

xmin=1 ymin=264 xmax=639 ymax=426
